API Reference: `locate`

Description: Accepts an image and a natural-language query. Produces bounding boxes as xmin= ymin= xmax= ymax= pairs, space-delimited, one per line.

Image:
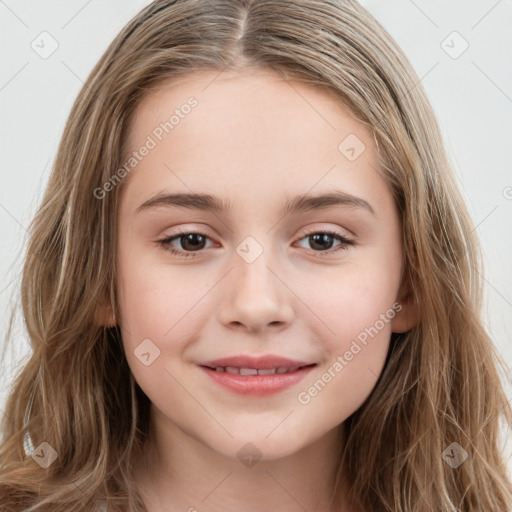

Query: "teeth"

xmin=257 ymin=368 xmax=277 ymax=375
xmin=212 ymin=366 xmax=302 ymax=375
xmin=277 ymin=366 xmax=299 ymax=374
xmin=239 ymin=367 xmax=258 ymax=376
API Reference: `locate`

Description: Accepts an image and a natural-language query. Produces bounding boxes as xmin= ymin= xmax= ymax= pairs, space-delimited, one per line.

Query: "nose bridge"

xmin=236 ymin=242 xmax=274 ymax=294
xmin=233 ymin=236 xmax=280 ymax=304
xmin=217 ymin=234 xmax=294 ymax=330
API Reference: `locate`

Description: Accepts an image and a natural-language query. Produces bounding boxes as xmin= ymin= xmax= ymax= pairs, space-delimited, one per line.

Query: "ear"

xmin=94 ymin=293 xmax=117 ymax=328
xmin=391 ymin=273 xmax=419 ymax=333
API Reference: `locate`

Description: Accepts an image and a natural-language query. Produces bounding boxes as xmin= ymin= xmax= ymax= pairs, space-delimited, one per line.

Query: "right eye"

xmin=158 ymin=231 xmax=215 ymax=258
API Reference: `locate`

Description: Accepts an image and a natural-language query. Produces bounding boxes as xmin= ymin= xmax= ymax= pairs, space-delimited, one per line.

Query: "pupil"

xmin=182 ymin=233 xmax=205 ymax=251
xmin=309 ymin=233 xmax=333 ymax=251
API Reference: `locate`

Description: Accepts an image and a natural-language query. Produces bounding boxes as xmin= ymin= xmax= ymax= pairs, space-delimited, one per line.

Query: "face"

xmin=112 ymin=68 xmax=414 ymax=461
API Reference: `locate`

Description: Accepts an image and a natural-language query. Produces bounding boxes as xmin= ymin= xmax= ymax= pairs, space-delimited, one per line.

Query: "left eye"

xmin=295 ymin=231 xmax=353 ymax=253
xmin=158 ymin=230 xmax=354 ymax=258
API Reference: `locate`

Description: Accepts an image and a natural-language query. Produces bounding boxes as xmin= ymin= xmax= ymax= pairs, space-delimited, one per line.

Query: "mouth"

xmin=198 ymin=363 xmax=317 ymax=396
xmin=200 ymin=364 xmax=316 ymax=375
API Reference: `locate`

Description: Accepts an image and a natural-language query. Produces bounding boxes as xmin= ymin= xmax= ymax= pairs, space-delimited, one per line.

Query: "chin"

xmin=209 ymin=430 xmax=313 ymax=464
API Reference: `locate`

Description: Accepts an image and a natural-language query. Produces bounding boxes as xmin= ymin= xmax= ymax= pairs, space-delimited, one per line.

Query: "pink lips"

xmin=197 ymin=354 xmax=316 ymax=396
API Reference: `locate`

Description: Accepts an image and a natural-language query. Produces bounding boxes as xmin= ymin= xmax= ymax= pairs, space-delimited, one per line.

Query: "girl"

xmin=1 ymin=0 xmax=511 ymax=511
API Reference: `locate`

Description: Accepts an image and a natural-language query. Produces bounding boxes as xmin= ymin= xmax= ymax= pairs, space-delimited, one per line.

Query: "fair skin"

xmin=102 ymin=68 xmax=417 ymax=511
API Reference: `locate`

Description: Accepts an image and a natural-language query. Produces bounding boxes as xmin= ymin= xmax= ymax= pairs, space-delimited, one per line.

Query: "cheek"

xmin=294 ymin=266 xmax=398 ymax=420
xmin=298 ymin=258 xmax=401 ymax=344
xmin=291 ymin=254 xmax=400 ymax=409
xmin=116 ymin=235 xmax=208 ymax=356
xmin=116 ymin=258 xmax=210 ymax=397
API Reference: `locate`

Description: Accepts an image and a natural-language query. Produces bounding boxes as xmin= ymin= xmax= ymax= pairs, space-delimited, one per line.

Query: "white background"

xmin=1 ymin=0 xmax=511 ymax=474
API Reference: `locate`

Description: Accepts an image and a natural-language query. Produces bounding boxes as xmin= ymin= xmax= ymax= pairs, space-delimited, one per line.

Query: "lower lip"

xmin=198 ymin=365 xmax=316 ymax=396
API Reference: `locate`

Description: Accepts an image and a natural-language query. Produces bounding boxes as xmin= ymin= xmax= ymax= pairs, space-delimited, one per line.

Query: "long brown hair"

xmin=1 ymin=1 xmax=511 ymax=510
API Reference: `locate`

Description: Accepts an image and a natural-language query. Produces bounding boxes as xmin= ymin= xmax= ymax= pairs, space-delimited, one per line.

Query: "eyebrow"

xmin=135 ymin=190 xmax=376 ymax=217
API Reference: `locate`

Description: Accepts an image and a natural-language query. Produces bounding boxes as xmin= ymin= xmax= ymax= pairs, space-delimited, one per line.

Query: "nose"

xmin=217 ymin=247 xmax=295 ymax=333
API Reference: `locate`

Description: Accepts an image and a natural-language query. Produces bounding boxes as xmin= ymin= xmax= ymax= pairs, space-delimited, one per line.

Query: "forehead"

xmin=119 ymin=68 xmax=389 ymax=217
xmin=124 ymin=67 xmax=370 ymax=161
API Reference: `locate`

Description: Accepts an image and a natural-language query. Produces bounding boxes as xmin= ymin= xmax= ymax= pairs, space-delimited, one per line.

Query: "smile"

xmin=199 ymin=364 xmax=316 ymax=396
xmin=206 ymin=365 xmax=308 ymax=375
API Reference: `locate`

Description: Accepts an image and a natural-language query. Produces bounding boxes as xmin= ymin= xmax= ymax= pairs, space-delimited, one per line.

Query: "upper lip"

xmin=198 ymin=355 xmax=315 ymax=370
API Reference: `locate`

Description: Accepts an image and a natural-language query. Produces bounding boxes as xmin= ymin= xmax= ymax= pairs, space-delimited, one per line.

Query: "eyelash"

xmin=157 ymin=229 xmax=354 ymax=259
